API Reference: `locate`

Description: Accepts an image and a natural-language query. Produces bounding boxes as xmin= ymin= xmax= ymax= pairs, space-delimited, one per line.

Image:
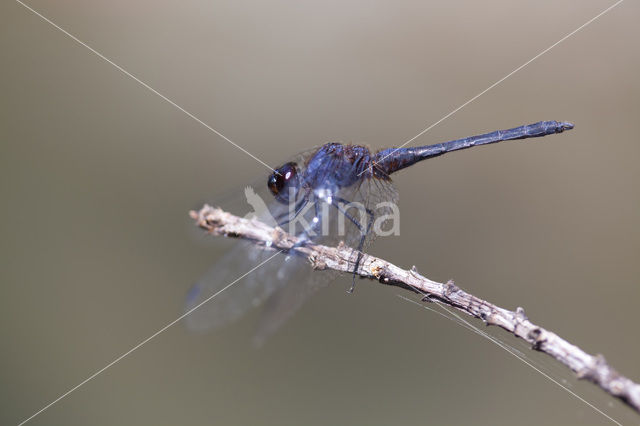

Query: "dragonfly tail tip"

xmin=560 ymin=121 xmax=575 ymax=131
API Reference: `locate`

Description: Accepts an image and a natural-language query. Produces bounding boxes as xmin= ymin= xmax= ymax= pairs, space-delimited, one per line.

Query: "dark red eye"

xmin=267 ymin=162 xmax=299 ymax=203
xmin=267 ymin=173 xmax=283 ymax=195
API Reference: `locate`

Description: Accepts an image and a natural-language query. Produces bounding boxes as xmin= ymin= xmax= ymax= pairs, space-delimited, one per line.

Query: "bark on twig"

xmin=190 ymin=204 xmax=640 ymax=414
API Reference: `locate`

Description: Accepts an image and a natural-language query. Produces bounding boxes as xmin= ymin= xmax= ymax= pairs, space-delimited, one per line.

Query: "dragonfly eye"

xmin=267 ymin=162 xmax=300 ymax=204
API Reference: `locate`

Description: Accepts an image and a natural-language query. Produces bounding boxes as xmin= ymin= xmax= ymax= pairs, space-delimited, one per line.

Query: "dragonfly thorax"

xmin=302 ymin=143 xmax=372 ymax=191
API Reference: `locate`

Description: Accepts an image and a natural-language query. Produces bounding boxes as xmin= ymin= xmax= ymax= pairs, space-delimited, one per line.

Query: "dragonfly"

xmin=186 ymin=120 xmax=574 ymax=344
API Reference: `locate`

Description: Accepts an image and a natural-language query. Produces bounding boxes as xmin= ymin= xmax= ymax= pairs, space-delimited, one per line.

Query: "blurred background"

xmin=1 ymin=0 xmax=639 ymax=424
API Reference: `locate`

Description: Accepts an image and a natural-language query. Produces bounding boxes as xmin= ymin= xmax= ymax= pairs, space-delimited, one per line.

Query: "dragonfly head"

xmin=267 ymin=162 xmax=301 ymax=204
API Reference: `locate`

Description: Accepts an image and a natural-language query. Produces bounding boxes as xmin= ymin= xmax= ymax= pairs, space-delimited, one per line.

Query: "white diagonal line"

xmin=398 ymin=295 xmax=621 ymax=425
xmin=365 ymin=0 xmax=624 ymax=176
xmin=14 ymin=0 xmax=275 ymax=173
xmin=17 ymin=250 xmax=283 ymax=426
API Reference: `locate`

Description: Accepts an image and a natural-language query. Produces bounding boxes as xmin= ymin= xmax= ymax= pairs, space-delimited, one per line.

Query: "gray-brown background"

xmin=1 ymin=0 xmax=639 ymax=425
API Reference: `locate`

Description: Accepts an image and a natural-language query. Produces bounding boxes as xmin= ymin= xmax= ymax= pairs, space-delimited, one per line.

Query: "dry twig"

xmin=190 ymin=204 xmax=640 ymax=414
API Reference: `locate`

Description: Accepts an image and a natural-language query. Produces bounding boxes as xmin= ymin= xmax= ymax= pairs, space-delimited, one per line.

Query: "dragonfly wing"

xmin=185 ymin=242 xmax=339 ymax=340
xmin=252 ymin=257 xmax=337 ymax=345
xmin=184 ymin=243 xmax=287 ymax=333
xmin=352 ymin=175 xmax=399 ymax=244
xmin=248 ymin=176 xmax=400 ymax=344
xmin=326 ymin=174 xmax=400 ymax=251
xmin=184 ymin=151 xmax=323 ymax=336
xmin=184 ymin=145 xmax=397 ymax=338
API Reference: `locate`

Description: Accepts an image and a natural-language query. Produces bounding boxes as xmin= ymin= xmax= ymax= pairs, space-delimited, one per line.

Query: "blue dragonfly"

xmin=186 ymin=120 xmax=573 ymax=344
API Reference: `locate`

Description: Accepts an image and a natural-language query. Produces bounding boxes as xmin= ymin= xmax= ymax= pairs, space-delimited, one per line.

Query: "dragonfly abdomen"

xmin=373 ymin=120 xmax=574 ymax=176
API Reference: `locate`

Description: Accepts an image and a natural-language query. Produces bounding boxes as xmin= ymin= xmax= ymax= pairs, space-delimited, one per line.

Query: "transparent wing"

xmin=246 ymin=169 xmax=400 ymax=343
xmin=185 ymin=147 xmax=333 ymax=336
xmin=337 ymin=174 xmax=399 ymax=250
xmin=248 ymin=182 xmax=398 ymax=345
xmin=253 ymin=255 xmax=336 ymax=345
xmin=184 ymin=146 xmax=399 ymax=340
xmin=184 ymin=243 xmax=285 ymax=333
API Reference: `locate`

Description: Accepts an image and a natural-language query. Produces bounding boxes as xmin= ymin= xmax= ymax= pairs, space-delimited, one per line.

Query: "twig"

xmin=190 ymin=204 xmax=640 ymax=414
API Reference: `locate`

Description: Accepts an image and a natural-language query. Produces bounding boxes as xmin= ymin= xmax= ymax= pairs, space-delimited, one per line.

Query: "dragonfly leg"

xmin=290 ymin=199 xmax=323 ymax=248
xmin=331 ymin=197 xmax=374 ymax=293
xmin=276 ymin=197 xmax=309 ymax=227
